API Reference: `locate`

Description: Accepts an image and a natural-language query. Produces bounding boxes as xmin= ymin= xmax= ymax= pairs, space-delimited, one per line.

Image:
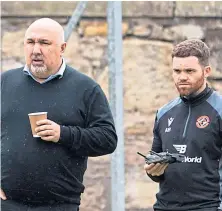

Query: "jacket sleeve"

xmin=147 ymin=111 xmax=165 ymax=182
xmin=58 ymin=85 xmax=118 ymax=157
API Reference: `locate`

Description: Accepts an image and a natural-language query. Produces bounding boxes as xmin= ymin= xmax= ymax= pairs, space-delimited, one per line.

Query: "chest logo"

xmin=168 ymin=117 xmax=174 ymax=127
xmin=196 ymin=116 xmax=210 ymax=129
xmin=165 ymin=117 xmax=174 ymax=133
xmin=173 ymin=144 xmax=187 ymax=153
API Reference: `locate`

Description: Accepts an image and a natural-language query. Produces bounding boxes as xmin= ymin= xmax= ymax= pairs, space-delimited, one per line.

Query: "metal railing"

xmin=64 ymin=2 xmax=125 ymax=211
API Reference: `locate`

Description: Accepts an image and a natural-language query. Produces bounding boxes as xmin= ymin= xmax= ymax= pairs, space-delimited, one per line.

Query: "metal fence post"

xmin=64 ymin=1 xmax=88 ymax=42
xmin=107 ymin=2 xmax=125 ymax=211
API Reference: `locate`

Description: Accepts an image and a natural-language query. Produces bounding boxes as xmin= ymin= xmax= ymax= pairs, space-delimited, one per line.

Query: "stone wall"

xmin=1 ymin=1 xmax=222 ymax=211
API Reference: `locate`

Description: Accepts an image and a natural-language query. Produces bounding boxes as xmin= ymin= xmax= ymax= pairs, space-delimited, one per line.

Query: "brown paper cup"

xmin=28 ymin=112 xmax=47 ymax=137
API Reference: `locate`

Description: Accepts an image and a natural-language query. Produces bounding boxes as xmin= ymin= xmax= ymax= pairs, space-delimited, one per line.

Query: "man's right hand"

xmin=144 ymin=163 xmax=168 ymax=176
xmin=0 ymin=189 xmax=7 ymax=200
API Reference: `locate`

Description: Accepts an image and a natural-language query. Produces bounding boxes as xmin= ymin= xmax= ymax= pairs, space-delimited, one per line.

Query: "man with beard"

xmin=144 ymin=39 xmax=222 ymax=211
xmin=1 ymin=18 xmax=117 ymax=210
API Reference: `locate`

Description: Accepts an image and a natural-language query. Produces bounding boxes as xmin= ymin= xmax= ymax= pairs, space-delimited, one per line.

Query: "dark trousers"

xmin=154 ymin=208 xmax=220 ymax=211
xmin=1 ymin=200 xmax=79 ymax=211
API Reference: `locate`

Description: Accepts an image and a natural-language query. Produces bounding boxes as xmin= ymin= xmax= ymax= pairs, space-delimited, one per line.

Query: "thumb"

xmin=0 ymin=189 xmax=7 ymax=200
xmin=144 ymin=163 xmax=155 ymax=171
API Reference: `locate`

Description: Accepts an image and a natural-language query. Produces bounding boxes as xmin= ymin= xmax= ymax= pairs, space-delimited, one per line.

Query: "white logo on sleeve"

xmin=173 ymin=144 xmax=187 ymax=153
xmin=165 ymin=117 xmax=174 ymax=133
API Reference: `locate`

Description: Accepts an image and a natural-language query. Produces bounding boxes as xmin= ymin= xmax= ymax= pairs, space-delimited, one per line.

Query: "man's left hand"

xmin=35 ymin=119 xmax=60 ymax=143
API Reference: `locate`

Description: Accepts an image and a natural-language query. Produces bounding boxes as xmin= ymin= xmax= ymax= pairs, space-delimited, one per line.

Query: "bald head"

xmin=24 ymin=18 xmax=67 ymax=81
xmin=25 ymin=18 xmax=65 ymax=43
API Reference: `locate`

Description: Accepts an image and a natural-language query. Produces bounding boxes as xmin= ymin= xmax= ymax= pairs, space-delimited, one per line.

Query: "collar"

xmin=23 ymin=58 xmax=66 ymax=84
xmin=180 ymin=84 xmax=213 ymax=105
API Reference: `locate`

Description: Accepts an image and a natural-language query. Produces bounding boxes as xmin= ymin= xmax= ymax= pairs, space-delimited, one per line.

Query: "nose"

xmin=178 ymin=72 xmax=188 ymax=81
xmin=32 ymin=43 xmax=41 ymax=54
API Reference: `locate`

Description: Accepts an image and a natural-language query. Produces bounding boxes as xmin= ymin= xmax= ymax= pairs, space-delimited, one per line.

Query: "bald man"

xmin=1 ymin=18 xmax=117 ymax=211
xmin=24 ymin=18 xmax=66 ymax=82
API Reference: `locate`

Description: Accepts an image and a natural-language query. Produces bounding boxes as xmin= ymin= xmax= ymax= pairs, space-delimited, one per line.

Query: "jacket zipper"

xmin=182 ymin=104 xmax=191 ymax=140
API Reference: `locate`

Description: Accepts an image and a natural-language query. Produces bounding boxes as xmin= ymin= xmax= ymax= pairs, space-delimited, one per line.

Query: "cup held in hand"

xmin=28 ymin=112 xmax=47 ymax=137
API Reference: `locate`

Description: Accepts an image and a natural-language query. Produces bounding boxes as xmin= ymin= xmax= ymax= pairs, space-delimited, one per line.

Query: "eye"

xmin=27 ymin=40 xmax=34 ymax=44
xmin=186 ymin=69 xmax=194 ymax=73
xmin=173 ymin=69 xmax=180 ymax=74
xmin=39 ymin=41 xmax=50 ymax=45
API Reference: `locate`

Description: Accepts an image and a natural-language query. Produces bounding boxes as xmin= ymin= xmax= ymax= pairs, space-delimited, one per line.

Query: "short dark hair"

xmin=172 ymin=39 xmax=210 ymax=67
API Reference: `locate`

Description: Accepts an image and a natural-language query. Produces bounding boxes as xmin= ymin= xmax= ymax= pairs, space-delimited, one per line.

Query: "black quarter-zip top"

xmin=149 ymin=86 xmax=222 ymax=211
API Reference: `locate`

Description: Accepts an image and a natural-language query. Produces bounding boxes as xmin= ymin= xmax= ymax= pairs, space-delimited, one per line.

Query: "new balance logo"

xmin=173 ymin=145 xmax=187 ymax=154
xmin=173 ymin=144 xmax=202 ymax=163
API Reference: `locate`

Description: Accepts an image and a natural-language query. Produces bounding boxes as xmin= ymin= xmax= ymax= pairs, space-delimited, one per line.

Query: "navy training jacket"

xmin=150 ymin=86 xmax=222 ymax=211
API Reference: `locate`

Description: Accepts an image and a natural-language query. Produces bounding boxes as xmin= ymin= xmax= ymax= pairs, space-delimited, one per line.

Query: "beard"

xmin=30 ymin=64 xmax=49 ymax=78
xmin=175 ymin=73 xmax=205 ymax=97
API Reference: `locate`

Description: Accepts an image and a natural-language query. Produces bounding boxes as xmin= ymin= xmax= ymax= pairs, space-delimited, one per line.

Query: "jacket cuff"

xmin=58 ymin=125 xmax=73 ymax=148
xmin=147 ymin=173 xmax=164 ymax=183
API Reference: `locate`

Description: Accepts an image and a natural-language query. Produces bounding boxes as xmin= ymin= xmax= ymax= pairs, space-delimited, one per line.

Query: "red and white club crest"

xmin=196 ymin=116 xmax=210 ymax=129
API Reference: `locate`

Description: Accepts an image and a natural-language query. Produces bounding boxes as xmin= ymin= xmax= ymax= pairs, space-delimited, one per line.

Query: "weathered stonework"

xmin=175 ymin=1 xmax=222 ymax=17
xmin=1 ymin=1 xmax=222 ymax=211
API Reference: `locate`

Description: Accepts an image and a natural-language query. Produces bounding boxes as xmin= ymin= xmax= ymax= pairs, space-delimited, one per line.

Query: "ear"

xmin=204 ymin=66 xmax=211 ymax=78
xmin=61 ymin=42 xmax=67 ymax=54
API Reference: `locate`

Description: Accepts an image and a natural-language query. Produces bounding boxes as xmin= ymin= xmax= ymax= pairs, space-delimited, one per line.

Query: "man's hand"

xmin=35 ymin=119 xmax=60 ymax=143
xmin=144 ymin=163 xmax=168 ymax=176
xmin=0 ymin=189 xmax=7 ymax=200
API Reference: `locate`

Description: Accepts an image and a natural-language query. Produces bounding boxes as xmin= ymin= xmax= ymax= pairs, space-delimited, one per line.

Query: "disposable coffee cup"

xmin=28 ymin=112 xmax=47 ymax=137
